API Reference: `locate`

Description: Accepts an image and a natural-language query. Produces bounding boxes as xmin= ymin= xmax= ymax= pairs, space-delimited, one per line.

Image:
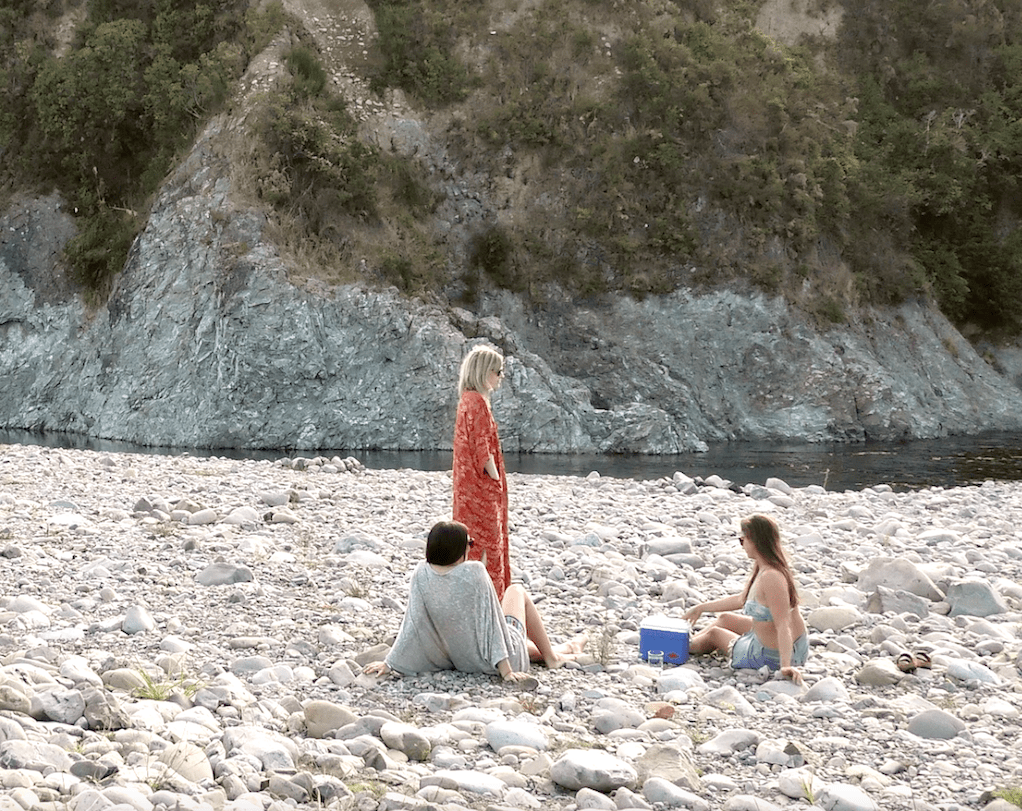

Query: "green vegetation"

xmin=992 ymin=787 xmax=1022 ymax=808
xmin=839 ymin=0 xmax=1022 ymax=331
xmin=364 ymin=0 xmax=1021 ymax=326
xmin=365 ymin=0 xmax=479 ymax=103
xmin=1 ymin=0 xmax=286 ymax=290
xmin=247 ymin=40 xmax=442 ymax=291
xmin=1 ymin=0 xmax=1021 ymax=334
xmin=131 ymin=668 xmax=200 ymax=701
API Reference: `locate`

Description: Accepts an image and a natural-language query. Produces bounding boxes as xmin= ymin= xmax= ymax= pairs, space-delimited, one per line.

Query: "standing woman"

xmin=452 ymin=345 xmax=510 ymax=598
xmin=683 ymin=514 xmax=808 ymax=684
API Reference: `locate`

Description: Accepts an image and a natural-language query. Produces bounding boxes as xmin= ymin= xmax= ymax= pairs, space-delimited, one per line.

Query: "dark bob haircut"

xmin=426 ymin=521 xmax=470 ymax=566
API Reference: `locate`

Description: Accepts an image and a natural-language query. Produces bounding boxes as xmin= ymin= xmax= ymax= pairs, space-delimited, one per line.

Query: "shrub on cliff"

xmin=246 ymin=42 xmax=442 ymax=292
xmin=1 ymin=0 xmax=285 ymax=291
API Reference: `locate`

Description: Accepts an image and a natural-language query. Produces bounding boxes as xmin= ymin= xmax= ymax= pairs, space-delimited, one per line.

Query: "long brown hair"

xmin=740 ymin=514 xmax=799 ymax=608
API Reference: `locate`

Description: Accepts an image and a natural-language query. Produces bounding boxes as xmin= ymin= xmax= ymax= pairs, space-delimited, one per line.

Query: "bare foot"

xmin=543 ymin=653 xmax=572 ymax=669
xmin=564 ymin=633 xmax=588 ymax=654
xmin=544 ymin=634 xmax=589 ymax=668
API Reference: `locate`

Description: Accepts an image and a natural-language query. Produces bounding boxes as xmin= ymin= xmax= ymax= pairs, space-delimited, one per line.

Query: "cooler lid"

xmin=640 ymin=615 xmax=691 ymax=632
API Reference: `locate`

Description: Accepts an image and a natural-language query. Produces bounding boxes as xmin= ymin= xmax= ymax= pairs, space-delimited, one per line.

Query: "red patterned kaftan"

xmin=452 ymin=390 xmax=510 ymax=598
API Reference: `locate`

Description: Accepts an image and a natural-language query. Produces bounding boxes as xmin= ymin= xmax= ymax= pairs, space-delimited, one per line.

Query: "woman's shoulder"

xmin=409 ymin=560 xmax=430 ymax=581
xmin=456 ymin=560 xmax=489 ymax=578
xmin=448 ymin=560 xmax=491 ymax=588
xmin=459 ymin=390 xmax=486 ymax=407
xmin=755 ymin=566 xmax=788 ymax=589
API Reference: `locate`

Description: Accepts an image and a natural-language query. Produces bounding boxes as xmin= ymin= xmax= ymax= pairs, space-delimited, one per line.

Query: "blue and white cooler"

xmin=639 ymin=615 xmax=691 ymax=665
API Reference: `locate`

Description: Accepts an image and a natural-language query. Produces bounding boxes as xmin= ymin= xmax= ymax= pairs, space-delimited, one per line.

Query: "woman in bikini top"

xmin=682 ymin=515 xmax=808 ymax=684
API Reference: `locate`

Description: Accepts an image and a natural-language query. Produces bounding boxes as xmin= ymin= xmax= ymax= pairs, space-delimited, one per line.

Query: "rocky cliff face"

xmin=2 ymin=120 xmax=1020 ymax=454
xmin=2 ymin=10 xmax=1021 ymax=454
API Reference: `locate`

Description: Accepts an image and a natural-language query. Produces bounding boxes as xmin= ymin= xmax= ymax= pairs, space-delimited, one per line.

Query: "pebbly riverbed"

xmin=1 ymin=443 xmax=1021 ymax=811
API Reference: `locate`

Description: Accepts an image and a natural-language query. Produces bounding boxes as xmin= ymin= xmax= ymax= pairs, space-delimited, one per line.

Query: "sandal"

xmin=896 ymin=652 xmax=917 ymax=673
xmin=913 ymin=651 xmax=933 ymax=669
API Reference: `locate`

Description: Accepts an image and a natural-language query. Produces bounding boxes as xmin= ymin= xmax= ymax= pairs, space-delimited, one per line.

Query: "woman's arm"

xmin=682 ymin=592 xmax=745 ymax=625
xmin=760 ymin=570 xmax=803 ymax=683
xmin=462 ymin=394 xmax=500 ymax=479
xmin=496 ymin=657 xmax=529 ymax=683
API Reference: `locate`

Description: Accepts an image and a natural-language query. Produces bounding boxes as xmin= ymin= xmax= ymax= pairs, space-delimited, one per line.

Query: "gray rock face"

xmin=1 ymin=129 xmax=1021 ymax=452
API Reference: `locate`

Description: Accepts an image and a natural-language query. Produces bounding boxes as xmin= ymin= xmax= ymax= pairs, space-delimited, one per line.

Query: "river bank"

xmin=4 ymin=428 xmax=1022 ymax=492
xmin=0 ymin=443 xmax=1020 ymax=811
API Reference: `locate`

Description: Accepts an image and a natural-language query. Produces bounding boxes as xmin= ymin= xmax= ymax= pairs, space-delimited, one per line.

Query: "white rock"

xmin=551 ymin=750 xmax=638 ymax=792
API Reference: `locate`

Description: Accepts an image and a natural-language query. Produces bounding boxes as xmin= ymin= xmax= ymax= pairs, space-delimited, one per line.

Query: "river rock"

xmin=815 ymin=783 xmax=881 ymax=811
xmin=864 ymin=585 xmax=931 ymax=617
xmin=195 ymin=563 xmax=254 ymax=586
xmin=634 ymin=744 xmax=700 ymax=791
xmin=551 ymin=750 xmax=638 ymax=792
xmin=485 ymin=719 xmax=548 ymax=751
xmin=906 ymin=709 xmax=966 ymax=740
xmin=854 ymin=659 xmax=906 ymax=686
xmin=158 ymin=742 xmax=214 ymax=783
xmin=379 ymin=721 xmax=432 ymax=761
xmin=304 ymin=700 xmax=358 ymax=738
xmin=641 ymin=777 xmax=708 ymax=810
xmin=419 ymin=770 xmax=506 ymax=797
xmin=945 ymin=579 xmax=1008 ymax=617
xmin=856 ymin=558 xmax=944 ymax=601
xmin=1 ymin=444 xmax=1022 ymax=811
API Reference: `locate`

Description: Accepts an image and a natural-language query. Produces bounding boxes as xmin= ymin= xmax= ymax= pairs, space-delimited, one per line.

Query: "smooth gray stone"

xmin=856 ymin=558 xmax=944 ymax=601
xmin=304 ymin=700 xmax=358 ymax=739
xmin=906 ymin=709 xmax=966 ymax=740
xmin=634 ymin=744 xmax=700 ymax=792
xmin=945 ymin=579 xmax=1008 ymax=617
xmin=418 ymin=769 xmax=506 ymax=797
xmin=195 ymin=562 xmax=254 ymax=586
xmin=0 ymin=740 xmax=73 ymax=772
xmin=379 ymin=721 xmax=432 ymax=761
xmin=31 ymin=685 xmax=85 ymax=724
xmin=865 ymin=585 xmax=930 ymax=618
xmin=485 ymin=719 xmax=549 ymax=751
xmin=641 ymin=777 xmax=708 ymax=810
xmin=551 ymin=749 xmax=638 ymax=792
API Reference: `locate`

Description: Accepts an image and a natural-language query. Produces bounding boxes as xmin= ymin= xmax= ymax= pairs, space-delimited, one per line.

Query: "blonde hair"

xmin=458 ymin=345 xmax=504 ymax=396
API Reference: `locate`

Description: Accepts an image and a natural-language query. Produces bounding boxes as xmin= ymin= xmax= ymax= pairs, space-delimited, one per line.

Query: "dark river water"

xmin=3 ymin=429 xmax=1022 ymax=492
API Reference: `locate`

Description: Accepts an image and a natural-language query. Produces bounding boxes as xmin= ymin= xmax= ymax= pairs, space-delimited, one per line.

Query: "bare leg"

xmin=502 ymin=585 xmax=586 ymax=668
xmin=688 ymin=626 xmax=739 ymax=656
xmin=688 ymin=612 xmax=751 ymax=656
xmin=714 ymin=612 xmax=754 ymax=635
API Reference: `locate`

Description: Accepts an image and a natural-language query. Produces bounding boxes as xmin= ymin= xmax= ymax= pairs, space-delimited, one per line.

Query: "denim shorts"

xmin=730 ymin=630 xmax=808 ymax=670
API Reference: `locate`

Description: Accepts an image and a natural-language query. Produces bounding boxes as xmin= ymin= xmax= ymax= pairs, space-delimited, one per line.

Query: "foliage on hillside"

xmin=0 ymin=0 xmax=286 ymax=291
xmin=367 ymin=0 xmax=1022 ymax=331
xmin=1 ymin=0 xmax=1020 ymax=334
xmin=243 ymin=43 xmax=442 ymax=290
xmin=838 ymin=0 xmax=1022 ymax=332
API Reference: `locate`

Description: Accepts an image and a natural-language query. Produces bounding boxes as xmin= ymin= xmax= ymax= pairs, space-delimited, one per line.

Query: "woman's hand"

xmin=364 ymin=662 xmax=391 ymax=677
xmin=502 ymin=671 xmax=529 ymax=683
xmin=682 ymin=605 xmax=703 ymax=625
xmin=779 ymin=666 xmax=803 ymax=685
xmin=484 ymin=455 xmax=499 ymax=480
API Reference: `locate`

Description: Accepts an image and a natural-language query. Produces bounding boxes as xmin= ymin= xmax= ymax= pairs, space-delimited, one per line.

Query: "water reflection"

xmin=2 ymin=429 xmax=1021 ymax=492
